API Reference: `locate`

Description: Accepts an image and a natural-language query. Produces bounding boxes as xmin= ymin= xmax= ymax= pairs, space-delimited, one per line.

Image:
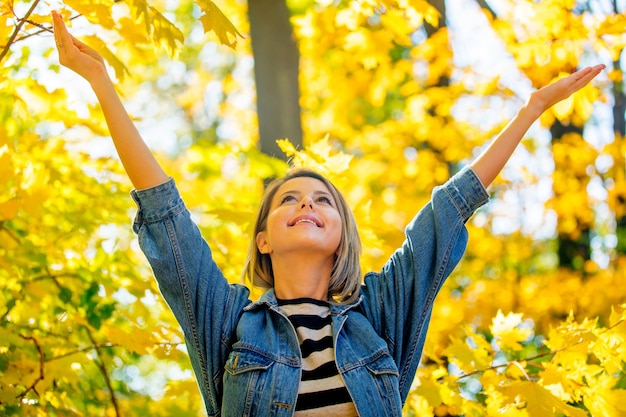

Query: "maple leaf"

xmin=444 ymin=335 xmax=491 ymax=373
xmin=498 ymin=381 xmax=587 ymax=417
xmin=196 ymin=0 xmax=244 ymax=49
xmin=490 ymin=310 xmax=532 ymax=352
xmin=277 ymin=136 xmax=353 ymax=177
xmin=82 ymin=35 xmax=131 ymax=82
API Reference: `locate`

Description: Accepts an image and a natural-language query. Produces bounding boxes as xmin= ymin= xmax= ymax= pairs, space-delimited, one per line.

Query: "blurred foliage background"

xmin=1 ymin=0 xmax=626 ymax=415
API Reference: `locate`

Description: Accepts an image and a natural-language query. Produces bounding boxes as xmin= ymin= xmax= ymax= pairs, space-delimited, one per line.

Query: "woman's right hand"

xmin=52 ymin=11 xmax=171 ymax=189
xmin=52 ymin=11 xmax=108 ymax=84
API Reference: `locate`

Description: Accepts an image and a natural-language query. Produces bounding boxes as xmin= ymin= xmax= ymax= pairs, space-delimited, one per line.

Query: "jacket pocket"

xmin=222 ymin=346 xmax=274 ymax=416
xmin=225 ymin=346 xmax=273 ymax=375
xmin=364 ymin=351 xmax=400 ymax=377
xmin=362 ymin=352 xmax=401 ymax=416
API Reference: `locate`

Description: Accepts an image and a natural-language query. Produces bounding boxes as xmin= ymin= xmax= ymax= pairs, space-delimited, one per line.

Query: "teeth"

xmin=295 ymin=219 xmax=317 ymax=226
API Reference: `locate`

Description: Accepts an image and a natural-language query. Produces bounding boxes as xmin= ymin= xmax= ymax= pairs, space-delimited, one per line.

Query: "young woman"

xmin=52 ymin=11 xmax=605 ymax=417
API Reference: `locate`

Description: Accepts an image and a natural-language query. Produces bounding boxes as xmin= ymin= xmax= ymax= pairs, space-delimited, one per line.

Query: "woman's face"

xmin=256 ymin=176 xmax=342 ymax=260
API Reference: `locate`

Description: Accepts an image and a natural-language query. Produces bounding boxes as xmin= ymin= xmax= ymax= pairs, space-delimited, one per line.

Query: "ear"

xmin=256 ymin=231 xmax=272 ymax=254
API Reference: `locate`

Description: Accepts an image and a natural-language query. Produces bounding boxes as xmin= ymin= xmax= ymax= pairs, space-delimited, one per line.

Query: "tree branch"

xmin=85 ymin=328 xmax=121 ymax=417
xmin=17 ymin=335 xmax=45 ymax=400
xmin=44 ymin=341 xmax=183 ymax=362
xmin=0 ymin=223 xmax=21 ymax=245
xmin=455 ymin=318 xmax=626 ymax=382
xmin=45 ymin=343 xmax=118 ymax=362
xmin=473 ymin=0 xmax=497 ymax=18
xmin=27 ymin=272 xmax=84 ymax=284
xmin=0 ymin=0 xmax=42 ymax=64
xmin=11 ymin=15 xmax=81 ymax=44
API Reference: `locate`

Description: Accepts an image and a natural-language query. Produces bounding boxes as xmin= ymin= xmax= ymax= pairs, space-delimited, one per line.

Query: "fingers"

xmin=52 ymin=11 xmax=72 ymax=52
xmin=561 ymin=64 xmax=604 ymax=96
xmin=573 ymin=64 xmax=605 ymax=83
xmin=589 ymin=64 xmax=606 ymax=80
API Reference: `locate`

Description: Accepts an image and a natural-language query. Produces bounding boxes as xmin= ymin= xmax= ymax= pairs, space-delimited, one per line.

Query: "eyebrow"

xmin=279 ymin=190 xmax=333 ymax=198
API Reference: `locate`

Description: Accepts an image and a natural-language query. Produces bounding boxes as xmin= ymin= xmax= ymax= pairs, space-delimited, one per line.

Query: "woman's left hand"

xmin=529 ymin=64 xmax=605 ymax=114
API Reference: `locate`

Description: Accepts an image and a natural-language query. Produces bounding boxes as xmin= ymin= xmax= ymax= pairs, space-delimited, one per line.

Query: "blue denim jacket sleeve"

xmin=360 ymin=166 xmax=489 ymax=402
xmin=130 ymin=179 xmax=250 ymax=416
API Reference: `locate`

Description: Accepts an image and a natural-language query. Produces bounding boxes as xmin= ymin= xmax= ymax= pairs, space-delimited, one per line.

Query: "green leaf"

xmin=59 ymin=286 xmax=73 ymax=303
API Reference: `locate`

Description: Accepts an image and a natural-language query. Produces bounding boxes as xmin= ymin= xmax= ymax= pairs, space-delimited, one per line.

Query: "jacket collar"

xmin=244 ymin=288 xmax=362 ymax=316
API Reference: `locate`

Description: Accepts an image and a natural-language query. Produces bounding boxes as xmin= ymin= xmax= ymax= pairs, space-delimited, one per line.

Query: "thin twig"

xmin=27 ymin=272 xmax=84 ymax=284
xmin=455 ymin=346 xmax=563 ymax=381
xmin=455 ymin=318 xmax=626 ymax=381
xmin=19 ymin=18 xmax=53 ymax=33
xmin=45 ymin=343 xmax=118 ymax=362
xmin=0 ymin=0 xmax=42 ymax=63
xmin=17 ymin=335 xmax=45 ymax=400
xmin=12 ymin=15 xmax=81 ymax=44
xmin=45 ymin=341 xmax=183 ymax=362
xmin=85 ymin=328 xmax=121 ymax=417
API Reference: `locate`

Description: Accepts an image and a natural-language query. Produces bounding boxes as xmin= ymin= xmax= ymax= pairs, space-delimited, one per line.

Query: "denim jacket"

xmin=131 ymin=166 xmax=488 ymax=416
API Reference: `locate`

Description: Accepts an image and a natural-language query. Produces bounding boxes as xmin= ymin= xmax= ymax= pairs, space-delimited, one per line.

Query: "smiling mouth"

xmin=289 ymin=216 xmax=322 ymax=227
xmin=295 ymin=219 xmax=318 ymax=226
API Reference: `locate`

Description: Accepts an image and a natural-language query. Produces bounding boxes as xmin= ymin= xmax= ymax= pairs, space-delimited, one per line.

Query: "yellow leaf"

xmin=552 ymin=95 xmax=575 ymax=121
xmin=82 ymin=35 xmax=130 ymax=82
xmin=277 ymin=136 xmax=353 ymax=177
xmin=490 ymin=310 xmax=532 ymax=351
xmin=105 ymin=326 xmax=154 ymax=354
xmin=0 ymin=22 xmax=11 ymax=49
xmin=277 ymin=138 xmax=298 ymax=157
xmin=196 ymin=0 xmax=244 ymax=49
xmin=0 ymin=143 xmax=14 ymax=181
xmin=307 ymin=135 xmax=353 ymax=173
xmin=0 ymin=2 xmax=12 ymax=16
xmin=62 ymin=0 xmax=116 ymax=30
xmin=596 ymin=14 xmax=626 ymax=36
xmin=0 ymin=198 xmax=18 ymax=221
xmin=609 ymin=304 xmax=626 ymax=328
xmin=583 ymin=372 xmax=626 ymax=417
xmin=413 ymin=374 xmax=444 ymax=407
xmin=420 ymin=0 xmax=441 ymax=27
xmin=543 ymin=315 xmax=597 ymax=354
xmin=498 ymin=381 xmax=587 ymax=417
xmin=0 ymin=384 xmax=18 ymax=405
xmin=380 ymin=11 xmax=412 ymax=45
xmin=444 ymin=332 xmax=491 ymax=373
xmin=130 ymin=0 xmax=184 ymax=56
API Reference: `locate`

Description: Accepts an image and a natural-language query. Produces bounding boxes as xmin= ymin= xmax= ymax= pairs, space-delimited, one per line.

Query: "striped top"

xmin=278 ymin=298 xmax=358 ymax=416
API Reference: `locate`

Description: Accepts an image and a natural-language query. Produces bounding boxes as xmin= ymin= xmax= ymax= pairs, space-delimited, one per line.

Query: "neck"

xmin=271 ymin=252 xmax=333 ymax=301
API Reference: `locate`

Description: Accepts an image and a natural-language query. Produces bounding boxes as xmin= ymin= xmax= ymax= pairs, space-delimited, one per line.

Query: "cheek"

xmin=330 ymin=216 xmax=343 ymax=243
xmin=265 ymin=209 xmax=285 ymax=232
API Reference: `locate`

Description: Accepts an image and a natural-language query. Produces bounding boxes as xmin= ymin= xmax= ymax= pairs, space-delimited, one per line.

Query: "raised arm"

xmin=52 ymin=11 xmax=169 ymax=190
xmin=470 ymin=64 xmax=605 ymax=188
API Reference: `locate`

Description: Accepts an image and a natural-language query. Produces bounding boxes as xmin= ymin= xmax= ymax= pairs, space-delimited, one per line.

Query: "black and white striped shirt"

xmin=278 ymin=298 xmax=358 ymax=416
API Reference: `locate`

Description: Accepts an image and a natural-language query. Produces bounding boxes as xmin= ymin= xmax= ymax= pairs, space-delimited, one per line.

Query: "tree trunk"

xmin=247 ymin=0 xmax=303 ymax=160
xmin=612 ymin=49 xmax=626 ymax=254
xmin=425 ymin=0 xmax=446 ymax=38
xmin=550 ymin=120 xmax=592 ymax=269
xmin=425 ymin=0 xmax=454 ymax=175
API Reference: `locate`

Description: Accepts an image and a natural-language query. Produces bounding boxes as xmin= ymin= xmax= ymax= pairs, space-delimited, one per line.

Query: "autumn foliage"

xmin=2 ymin=0 xmax=626 ymax=416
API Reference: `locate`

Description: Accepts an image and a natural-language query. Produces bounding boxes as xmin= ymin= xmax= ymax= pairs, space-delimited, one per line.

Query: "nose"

xmin=300 ymin=196 xmax=314 ymax=210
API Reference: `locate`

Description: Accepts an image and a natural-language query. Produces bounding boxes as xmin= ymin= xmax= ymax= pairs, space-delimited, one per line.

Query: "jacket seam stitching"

xmin=397 ymin=215 xmax=463 ymax=396
xmin=164 ymin=218 xmax=215 ymax=411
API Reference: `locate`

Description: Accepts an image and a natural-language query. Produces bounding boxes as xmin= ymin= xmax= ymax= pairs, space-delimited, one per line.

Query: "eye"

xmin=317 ymin=196 xmax=332 ymax=205
xmin=280 ymin=195 xmax=297 ymax=204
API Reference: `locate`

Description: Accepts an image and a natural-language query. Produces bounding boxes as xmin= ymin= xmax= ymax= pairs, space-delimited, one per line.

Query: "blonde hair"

xmin=243 ymin=168 xmax=362 ymax=304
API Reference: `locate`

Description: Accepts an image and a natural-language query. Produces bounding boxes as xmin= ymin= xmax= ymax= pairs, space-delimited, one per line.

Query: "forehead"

xmin=274 ymin=176 xmax=333 ymax=198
